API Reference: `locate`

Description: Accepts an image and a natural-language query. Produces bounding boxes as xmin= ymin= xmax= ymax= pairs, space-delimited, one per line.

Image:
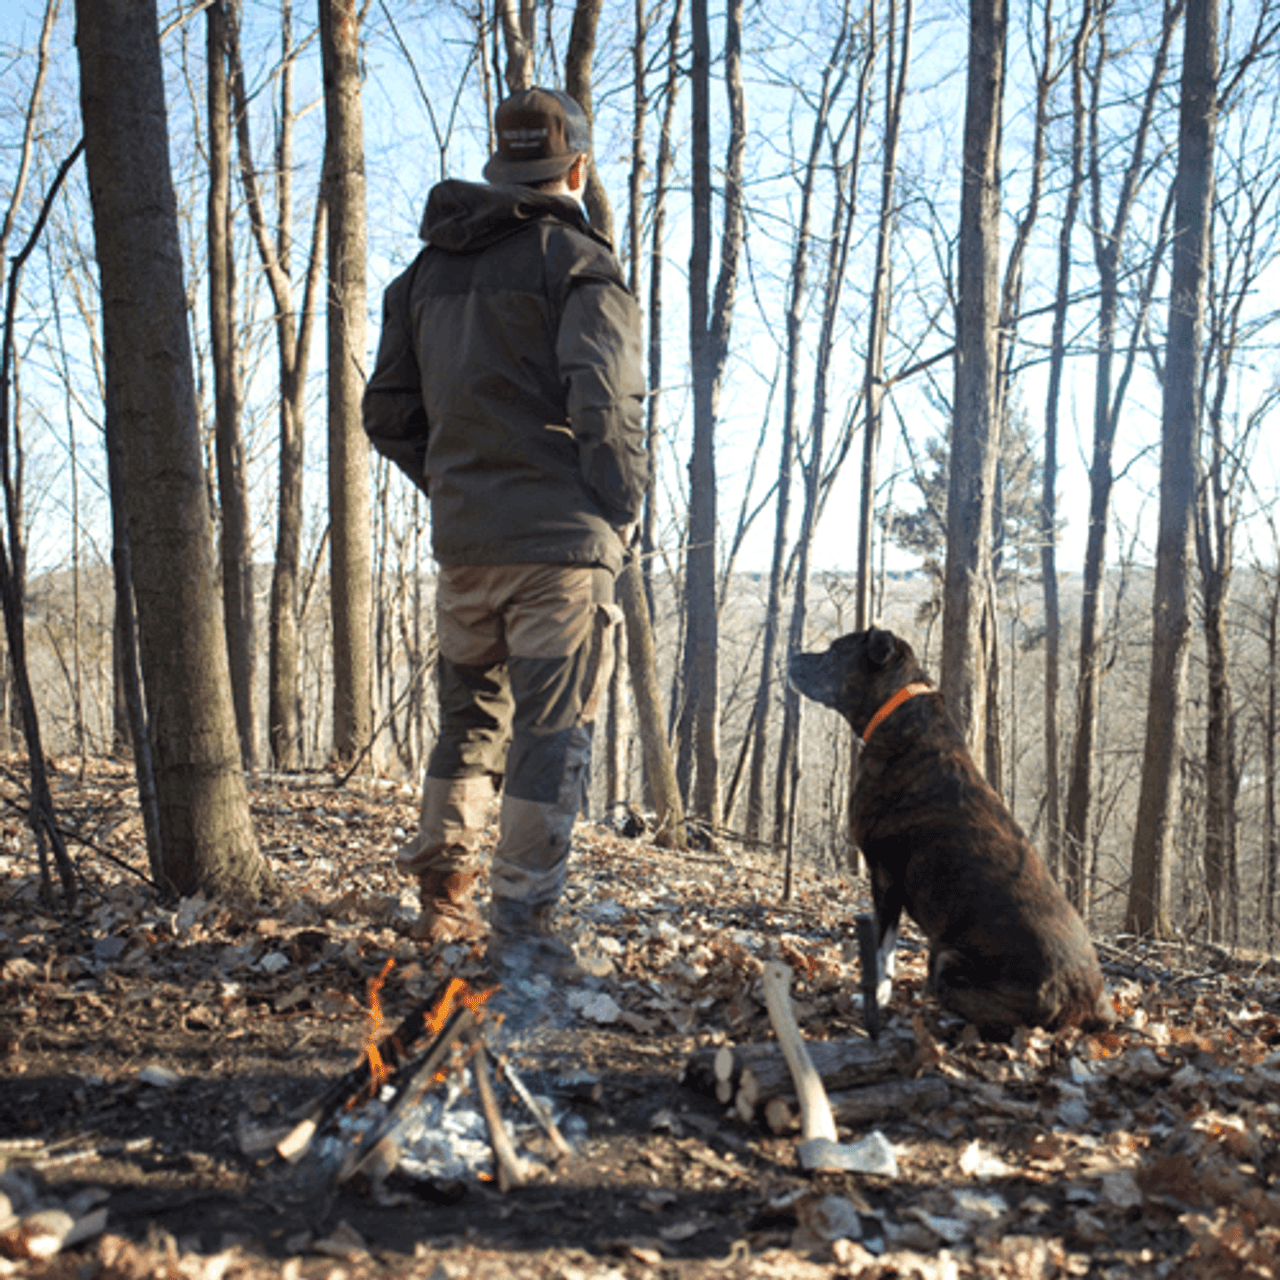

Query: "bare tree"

xmin=985 ymin=0 xmax=1068 ymax=795
xmin=641 ymin=0 xmax=684 ymax=613
xmin=1194 ymin=151 xmax=1280 ymax=939
xmin=680 ymin=0 xmax=746 ymax=824
xmin=0 ymin=0 xmax=60 ymax=762
xmin=0 ymin=35 xmax=80 ymax=902
xmin=774 ymin=52 xmax=874 ymax=863
xmin=564 ymin=0 xmax=611 ymax=241
xmin=496 ymin=0 xmax=535 ymax=90
xmin=1263 ymin=554 xmax=1280 ymax=948
xmin=856 ymin=0 xmax=912 ymax=631
xmin=1040 ymin=0 xmax=1095 ymax=880
xmin=745 ymin=5 xmax=861 ymax=846
xmin=1064 ymin=0 xmax=1182 ymax=900
xmin=228 ymin=1 xmax=327 ymax=770
xmin=76 ymin=0 xmax=265 ymax=898
xmin=320 ymin=0 xmax=373 ymax=768
xmin=207 ymin=0 xmax=255 ymax=769
xmin=941 ymin=0 xmax=1006 ymax=756
xmin=1127 ymin=0 xmax=1218 ymax=939
xmin=611 ymin=0 xmax=687 ymax=845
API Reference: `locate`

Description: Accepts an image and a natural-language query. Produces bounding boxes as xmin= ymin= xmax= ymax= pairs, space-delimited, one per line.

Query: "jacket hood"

xmin=421 ymin=179 xmax=596 ymax=252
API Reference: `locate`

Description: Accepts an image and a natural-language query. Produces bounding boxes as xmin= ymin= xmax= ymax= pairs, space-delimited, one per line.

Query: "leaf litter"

xmin=0 ymin=758 xmax=1277 ymax=1277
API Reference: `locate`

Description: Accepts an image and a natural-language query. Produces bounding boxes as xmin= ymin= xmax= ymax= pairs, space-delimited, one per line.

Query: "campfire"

xmin=273 ymin=966 xmax=572 ymax=1195
xmin=259 ymin=951 xmax=917 ymax=1205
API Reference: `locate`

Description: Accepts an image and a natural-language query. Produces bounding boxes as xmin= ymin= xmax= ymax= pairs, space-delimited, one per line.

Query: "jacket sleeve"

xmin=363 ymin=259 xmax=431 ymax=496
xmin=556 ymin=269 xmax=649 ymax=527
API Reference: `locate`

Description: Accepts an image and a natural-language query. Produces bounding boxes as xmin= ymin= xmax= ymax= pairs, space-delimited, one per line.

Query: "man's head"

xmin=484 ymin=87 xmax=591 ymax=195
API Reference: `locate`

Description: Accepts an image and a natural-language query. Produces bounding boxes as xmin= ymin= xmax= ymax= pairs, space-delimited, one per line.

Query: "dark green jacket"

xmin=363 ymin=180 xmax=648 ymax=573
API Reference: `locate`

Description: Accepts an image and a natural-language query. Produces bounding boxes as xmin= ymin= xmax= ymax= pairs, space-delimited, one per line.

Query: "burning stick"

xmin=472 ymin=1045 xmax=527 ymax=1192
xmin=278 ymin=973 xmax=460 ymax=1161
xmin=499 ymin=1058 xmax=572 ymax=1159
xmin=336 ymin=1004 xmax=479 ymax=1184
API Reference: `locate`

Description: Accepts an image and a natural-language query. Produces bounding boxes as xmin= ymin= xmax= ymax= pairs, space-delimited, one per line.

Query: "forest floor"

xmin=1 ymin=757 xmax=1279 ymax=1280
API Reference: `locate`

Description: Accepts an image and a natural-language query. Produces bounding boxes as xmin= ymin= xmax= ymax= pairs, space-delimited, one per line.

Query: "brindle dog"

xmin=789 ymin=627 xmax=1112 ymax=1035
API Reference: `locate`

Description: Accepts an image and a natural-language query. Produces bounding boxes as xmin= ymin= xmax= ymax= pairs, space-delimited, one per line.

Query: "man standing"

xmin=364 ymin=88 xmax=647 ymax=978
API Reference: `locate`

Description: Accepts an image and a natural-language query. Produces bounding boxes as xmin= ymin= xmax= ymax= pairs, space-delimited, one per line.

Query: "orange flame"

xmin=423 ymin=976 xmax=497 ymax=1082
xmin=362 ymin=958 xmax=396 ymax=1093
xmin=348 ymin=967 xmax=498 ymax=1108
xmin=425 ymin=975 xmax=497 ymax=1034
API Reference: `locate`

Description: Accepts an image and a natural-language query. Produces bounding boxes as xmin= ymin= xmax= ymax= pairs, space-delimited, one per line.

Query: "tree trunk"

xmin=1064 ymin=0 xmax=1180 ymax=902
xmin=229 ymin=0 xmax=324 ymax=771
xmin=320 ymin=0 xmax=372 ymax=768
xmin=856 ymin=0 xmax=911 ymax=632
xmin=1200 ymin=511 xmax=1232 ymax=945
xmin=208 ymin=0 xmax=256 ymax=771
xmin=941 ymin=0 xmax=1005 ymax=754
xmin=564 ymin=0 xmax=611 ymax=243
xmin=104 ymin=397 xmax=163 ymax=884
xmin=556 ymin=0 xmax=684 ymax=844
xmin=1041 ymin=0 xmax=1093 ymax=882
xmin=496 ymin=0 xmax=535 ymax=92
xmin=1127 ymin=0 xmax=1217 ymax=939
xmin=746 ymin=19 xmax=855 ymax=844
xmin=984 ymin=0 xmax=1054 ymax=800
xmin=682 ymin=0 xmax=746 ymax=825
xmin=682 ymin=0 xmax=717 ymax=818
xmin=604 ymin=621 xmax=629 ymax=812
xmin=267 ymin=5 xmax=307 ymax=772
xmin=1266 ymin=581 xmax=1278 ymax=949
xmin=568 ymin=0 xmax=622 ymax=798
xmin=772 ymin=60 xmax=870 ymax=853
xmin=76 ymin=0 xmax=264 ymax=899
xmin=1190 ymin=83 xmax=1277 ymax=943
xmin=641 ymin=0 xmax=684 ymax=617
xmin=618 ymin=558 xmax=687 ymax=846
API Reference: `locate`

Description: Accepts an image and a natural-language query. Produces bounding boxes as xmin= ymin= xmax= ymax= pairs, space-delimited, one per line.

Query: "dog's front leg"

xmin=859 ymin=869 xmax=902 ymax=1038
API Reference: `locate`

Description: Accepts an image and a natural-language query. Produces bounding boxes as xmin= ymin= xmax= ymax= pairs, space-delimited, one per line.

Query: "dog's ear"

xmin=867 ymin=627 xmax=896 ymax=667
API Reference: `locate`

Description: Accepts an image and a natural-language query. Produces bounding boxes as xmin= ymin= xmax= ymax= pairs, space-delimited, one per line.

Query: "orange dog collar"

xmin=860 ymin=682 xmax=932 ymax=747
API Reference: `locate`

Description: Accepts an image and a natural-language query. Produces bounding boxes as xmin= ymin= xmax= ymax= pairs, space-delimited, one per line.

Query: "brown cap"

xmin=483 ymin=87 xmax=592 ymax=185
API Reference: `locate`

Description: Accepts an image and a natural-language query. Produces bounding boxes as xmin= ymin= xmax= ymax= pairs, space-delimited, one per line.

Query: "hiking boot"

xmin=409 ymin=869 xmax=486 ymax=945
xmin=486 ymin=898 xmax=583 ymax=981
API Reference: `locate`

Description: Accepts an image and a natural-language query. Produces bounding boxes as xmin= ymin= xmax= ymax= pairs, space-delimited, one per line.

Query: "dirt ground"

xmin=2 ymin=758 xmax=1279 ymax=1279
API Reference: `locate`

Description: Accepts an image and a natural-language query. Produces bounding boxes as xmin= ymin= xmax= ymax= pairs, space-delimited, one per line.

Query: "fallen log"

xmin=829 ymin=1076 xmax=950 ymax=1126
xmin=748 ymin=1075 xmax=950 ymax=1135
xmin=684 ymin=1030 xmax=913 ymax=1101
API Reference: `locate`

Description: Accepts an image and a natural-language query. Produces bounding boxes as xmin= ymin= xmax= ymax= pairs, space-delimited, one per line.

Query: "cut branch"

xmin=473 ymin=1044 xmax=527 ymax=1192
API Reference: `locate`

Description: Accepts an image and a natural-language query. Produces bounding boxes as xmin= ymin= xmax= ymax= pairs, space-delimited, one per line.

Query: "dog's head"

xmin=788 ymin=627 xmax=925 ymax=735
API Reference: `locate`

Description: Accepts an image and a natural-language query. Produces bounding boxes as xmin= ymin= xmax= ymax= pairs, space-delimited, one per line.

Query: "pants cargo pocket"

xmin=580 ymin=602 xmax=623 ymax=724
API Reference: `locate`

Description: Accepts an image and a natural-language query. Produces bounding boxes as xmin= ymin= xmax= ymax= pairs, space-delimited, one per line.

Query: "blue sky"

xmin=2 ymin=0 xmax=1278 ymax=589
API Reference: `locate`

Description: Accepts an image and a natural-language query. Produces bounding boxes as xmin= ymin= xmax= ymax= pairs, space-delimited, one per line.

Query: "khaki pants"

xmin=399 ymin=563 xmax=620 ymax=909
